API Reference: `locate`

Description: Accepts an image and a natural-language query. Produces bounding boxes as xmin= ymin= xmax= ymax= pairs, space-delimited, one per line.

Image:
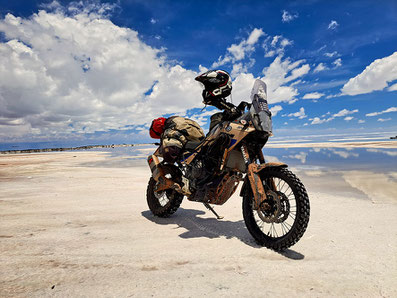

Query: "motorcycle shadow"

xmin=141 ymin=208 xmax=304 ymax=260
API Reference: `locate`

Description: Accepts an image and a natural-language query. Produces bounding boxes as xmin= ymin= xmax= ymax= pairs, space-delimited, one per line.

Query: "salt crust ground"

xmin=0 ymin=152 xmax=396 ymax=297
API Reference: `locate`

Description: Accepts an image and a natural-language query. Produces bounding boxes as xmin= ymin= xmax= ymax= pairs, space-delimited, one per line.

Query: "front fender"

xmin=252 ymin=162 xmax=288 ymax=173
xmin=239 ymin=162 xmax=288 ymax=197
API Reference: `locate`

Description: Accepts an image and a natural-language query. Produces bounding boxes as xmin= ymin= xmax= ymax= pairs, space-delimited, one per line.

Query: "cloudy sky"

xmin=0 ymin=0 xmax=396 ymax=146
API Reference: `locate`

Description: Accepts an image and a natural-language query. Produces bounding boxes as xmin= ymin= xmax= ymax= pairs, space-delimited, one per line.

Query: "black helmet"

xmin=195 ymin=70 xmax=232 ymax=105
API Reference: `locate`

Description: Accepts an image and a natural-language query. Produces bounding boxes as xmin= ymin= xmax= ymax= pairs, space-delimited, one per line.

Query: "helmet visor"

xmin=197 ymin=81 xmax=205 ymax=90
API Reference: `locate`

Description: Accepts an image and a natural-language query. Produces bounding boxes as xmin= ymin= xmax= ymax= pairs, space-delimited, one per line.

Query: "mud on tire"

xmin=242 ymin=167 xmax=310 ymax=251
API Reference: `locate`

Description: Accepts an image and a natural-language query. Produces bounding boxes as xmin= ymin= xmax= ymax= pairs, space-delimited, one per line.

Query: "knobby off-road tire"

xmin=242 ymin=167 xmax=310 ymax=251
xmin=146 ymin=165 xmax=184 ymax=218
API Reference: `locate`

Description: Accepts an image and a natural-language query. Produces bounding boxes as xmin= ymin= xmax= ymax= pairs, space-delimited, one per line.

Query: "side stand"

xmin=203 ymin=203 xmax=224 ymax=220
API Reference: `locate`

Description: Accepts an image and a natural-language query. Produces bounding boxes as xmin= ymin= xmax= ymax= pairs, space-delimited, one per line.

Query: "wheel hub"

xmin=257 ymin=190 xmax=281 ymax=223
xmin=257 ymin=189 xmax=291 ymax=223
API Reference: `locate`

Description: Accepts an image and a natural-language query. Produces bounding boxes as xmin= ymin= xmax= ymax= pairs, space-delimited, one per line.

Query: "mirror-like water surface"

xmin=82 ymin=144 xmax=397 ymax=204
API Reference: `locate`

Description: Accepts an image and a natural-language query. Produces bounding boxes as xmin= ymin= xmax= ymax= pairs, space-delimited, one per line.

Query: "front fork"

xmin=241 ymin=144 xmax=286 ymax=210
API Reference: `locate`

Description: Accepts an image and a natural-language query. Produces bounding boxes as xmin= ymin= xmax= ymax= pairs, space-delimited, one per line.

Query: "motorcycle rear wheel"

xmin=242 ymin=167 xmax=310 ymax=251
xmin=146 ymin=165 xmax=184 ymax=217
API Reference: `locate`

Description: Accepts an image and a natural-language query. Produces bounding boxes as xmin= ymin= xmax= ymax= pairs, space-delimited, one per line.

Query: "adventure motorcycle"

xmin=146 ymin=79 xmax=310 ymax=251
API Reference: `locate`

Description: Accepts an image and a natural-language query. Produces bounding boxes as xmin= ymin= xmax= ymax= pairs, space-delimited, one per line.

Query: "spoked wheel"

xmin=243 ymin=167 xmax=310 ymax=251
xmin=146 ymin=164 xmax=184 ymax=217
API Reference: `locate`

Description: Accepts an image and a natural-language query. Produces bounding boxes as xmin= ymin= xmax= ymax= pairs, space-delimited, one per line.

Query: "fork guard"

xmin=242 ymin=162 xmax=288 ymax=209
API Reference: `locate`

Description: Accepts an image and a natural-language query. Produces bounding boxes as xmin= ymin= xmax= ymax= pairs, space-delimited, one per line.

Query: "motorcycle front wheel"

xmin=243 ymin=167 xmax=310 ymax=251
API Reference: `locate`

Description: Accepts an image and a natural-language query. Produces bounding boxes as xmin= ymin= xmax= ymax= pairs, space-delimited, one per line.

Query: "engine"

xmin=185 ymin=158 xmax=206 ymax=189
xmin=186 ymin=168 xmax=242 ymax=204
xmin=185 ymin=133 xmax=230 ymax=189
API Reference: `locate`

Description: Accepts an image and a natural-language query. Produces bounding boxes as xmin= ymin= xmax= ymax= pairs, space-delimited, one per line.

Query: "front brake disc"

xmin=274 ymin=191 xmax=290 ymax=223
xmin=257 ymin=190 xmax=281 ymax=223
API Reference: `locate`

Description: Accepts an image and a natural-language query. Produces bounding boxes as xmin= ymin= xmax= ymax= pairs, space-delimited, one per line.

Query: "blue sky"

xmin=0 ymin=0 xmax=396 ymax=146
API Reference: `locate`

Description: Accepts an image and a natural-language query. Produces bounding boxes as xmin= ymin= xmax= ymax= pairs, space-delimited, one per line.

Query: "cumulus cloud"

xmin=303 ymin=92 xmax=324 ymax=99
xmin=216 ymin=32 xmax=309 ymax=105
xmin=313 ymin=63 xmax=328 ymax=73
xmin=187 ymin=110 xmax=216 ymax=127
xmin=0 ymin=3 xmax=314 ymax=142
xmin=246 ymin=28 xmax=265 ymax=45
xmin=230 ymin=59 xmax=255 ymax=78
xmin=341 ymin=51 xmax=397 ymax=95
xmin=388 ymin=83 xmax=397 ymax=91
xmin=270 ymin=105 xmax=283 ymax=116
xmin=230 ymin=72 xmax=256 ymax=103
xmin=288 ymin=107 xmax=306 ymax=119
xmin=310 ymin=117 xmax=327 ymax=125
xmin=324 ymin=51 xmax=338 ymax=57
xmin=328 ymin=20 xmax=339 ymax=30
xmin=333 ymin=58 xmax=342 ymax=68
xmin=212 ymin=28 xmax=265 ymax=73
xmin=263 ymin=35 xmax=292 ymax=57
xmin=333 ymin=109 xmax=358 ymax=118
xmin=322 ymin=111 xmax=331 ymax=117
xmin=309 ymin=108 xmax=358 ymax=125
xmin=247 ymin=28 xmax=265 ymax=45
xmin=227 ymin=53 xmax=310 ymax=106
xmin=365 ymin=107 xmax=397 ymax=117
xmin=261 ymin=56 xmax=310 ymax=104
xmin=281 ymin=10 xmax=298 ymax=23
xmin=0 ymin=3 xmax=202 ymax=141
xmin=377 ymin=118 xmax=391 ymax=122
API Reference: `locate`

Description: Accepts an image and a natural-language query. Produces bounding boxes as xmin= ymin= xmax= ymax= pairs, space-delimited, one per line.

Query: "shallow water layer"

xmin=264 ymin=147 xmax=397 ymax=172
xmin=262 ymin=147 xmax=397 ymax=204
xmin=83 ymin=144 xmax=397 ymax=204
xmin=1 ymin=131 xmax=396 ymax=152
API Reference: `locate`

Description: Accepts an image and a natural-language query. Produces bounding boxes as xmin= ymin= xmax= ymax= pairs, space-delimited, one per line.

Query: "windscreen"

xmin=250 ymin=79 xmax=272 ymax=134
